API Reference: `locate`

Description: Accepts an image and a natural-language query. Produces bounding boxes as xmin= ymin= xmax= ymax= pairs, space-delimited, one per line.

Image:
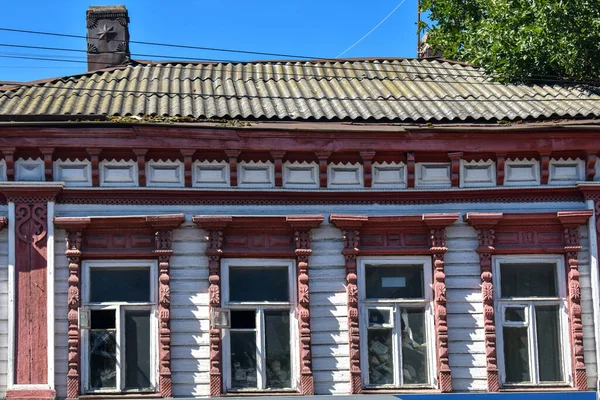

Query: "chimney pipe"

xmin=86 ymin=5 xmax=130 ymax=71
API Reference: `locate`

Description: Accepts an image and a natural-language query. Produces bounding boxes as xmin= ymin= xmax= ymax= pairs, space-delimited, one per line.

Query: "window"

xmin=81 ymin=261 xmax=158 ymax=394
xmin=494 ymin=256 xmax=570 ymax=386
xmin=358 ymin=257 xmax=435 ymax=388
xmin=222 ymin=259 xmax=298 ymax=392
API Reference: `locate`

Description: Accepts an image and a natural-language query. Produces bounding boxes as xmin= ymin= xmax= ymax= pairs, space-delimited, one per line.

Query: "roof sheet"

xmin=1 ymin=58 xmax=599 ymax=123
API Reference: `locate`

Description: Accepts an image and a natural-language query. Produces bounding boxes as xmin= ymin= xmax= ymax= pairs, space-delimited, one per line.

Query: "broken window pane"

xmin=365 ymin=265 xmax=424 ymax=299
xmin=90 ymin=267 xmax=151 ymax=302
xmin=230 ymin=331 xmax=257 ymax=389
xmin=125 ymin=310 xmax=152 ymax=390
xmin=265 ymin=311 xmax=291 ymax=389
xmin=367 ymin=328 xmax=394 ymax=385
xmin=89 ymin=324 xmax=117 ymax=390
xmin=401 ymin=308 xmax=428 ymax=385
xmin=229 ymin=267 xmax=289 ymax=302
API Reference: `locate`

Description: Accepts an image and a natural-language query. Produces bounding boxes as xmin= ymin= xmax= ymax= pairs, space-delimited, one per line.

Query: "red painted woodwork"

xmin=181 ymin=149 xmax=195 ymax=187
xmin=465 ymin=210 xmax=592 ymax=391
xmin=541 ymin=153 xmax=550 ymax=185
xmin=193 ymin=215 xmax=323 ymax=396
xmin=54 ymin=214 xmax=184 ymax=399
xmin=315 ymin=151 xmax=330 ymax=188
xmin=271 ymin=151 xmax=286 ymax=187
xmin=330 ymin=213 xmax=459 ymax=393
xmin=360 ymin=151 xmax=375 ymax=188
xmin=5 ymin=389 xmax=57 ymax=399
xmin=448 ymin=152 xmax=462 ymax=187
xmin=586 ymin=153 xmax=597 ymax=181
xmin=1 ymin=147 xmax=15 ymax=181
xmin=133 ymin=148 xmax=148 ymax=187
xmin=225 ymin=149 xmax=240 ymax=187
xmin=407 ymin=152 xmax=415 ymax=188
xmin=496 ymin=153 xmax=506 ymax=186
xmin=40 ymin=148 xmax=54 ymax=181
xmin=85 ymin=148 xmax=101 ymax=186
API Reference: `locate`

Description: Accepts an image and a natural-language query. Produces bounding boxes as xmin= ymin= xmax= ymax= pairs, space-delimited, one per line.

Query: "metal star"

xmin=96 ymin=24 xmax=115 ymax=41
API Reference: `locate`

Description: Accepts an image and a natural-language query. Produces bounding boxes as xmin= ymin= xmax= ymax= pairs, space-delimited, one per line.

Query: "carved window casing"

xmin=329 ymin=213 xmax=459 ymax=394
xmin=54 ymin=214 xmax=184 ymax=399
xmin=465 ymin=211 xmax=592 ymax=392
xmin=193 ymin=215 xmax=323 ymax=396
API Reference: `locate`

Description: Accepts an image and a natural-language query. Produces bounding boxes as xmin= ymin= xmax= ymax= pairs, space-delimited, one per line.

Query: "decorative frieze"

xmin=327 ymin=162 xmax=364 ymax=189
xmin=548 ymin=158 xmax=584 ymax=185
xmin=460 ymin=159 xmax=496 ymax=188
xmin=282 ymin=161 xmax=319 ymax=189
xmin=238 ymin=161 xmax=275 ymax=188
xmin=192 ymin=160 xmax=230 ymax=187
xmin=415 ymin=162 xmax=451 ymax=188
xmin=54 ymin=159 xmax=92 ymax=187
xmin=99 ymin=159 xmax=138 ymax=187
xmin=371 ymin=161 xmax=407 ymax=188
xmin=504 ymin=158 xmax=540 ymax=186
xmin=15 ymin=157 xmax=44 ymax=181
xmin=146 ymin=159 xmax=185 ymax=187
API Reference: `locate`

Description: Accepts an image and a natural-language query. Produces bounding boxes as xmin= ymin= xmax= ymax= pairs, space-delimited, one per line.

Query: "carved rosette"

xmin=155 ymin=230 xmax=174 ymax=398
xmin=207 ymin=230 xmax=224 ymax=397
xmin=564 ymin=227 xmax=587 ymax=390
xmin=430 ymin=228 xmax=452 ymax=393
xmin=66 ymin=231 xmax=83 ymax=400
xmin=295 ymin=230 xmax=314 ymax=395
xmin=477 ymin=228 xmax=499 ymax=392
xmin=343 ymin=230 xmax=362 ymax=394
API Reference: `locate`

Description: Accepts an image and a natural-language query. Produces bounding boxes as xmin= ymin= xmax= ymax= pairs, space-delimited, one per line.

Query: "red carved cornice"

xmin=0 ymin=183 xmax=63 ymax=203
xmin=329 ymin=213 xmax=459 ymax=393
xmin=465 ymin=210 xmax=592 ymax=391
xmin=193 ymin=215 xmax=323 ymax=396
xmin=54 ymin=214 xmax=184 ymax=399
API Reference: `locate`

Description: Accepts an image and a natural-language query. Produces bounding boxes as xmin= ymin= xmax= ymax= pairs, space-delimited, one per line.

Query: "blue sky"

xmin=1 ymin=0 xmax=420 ymax=82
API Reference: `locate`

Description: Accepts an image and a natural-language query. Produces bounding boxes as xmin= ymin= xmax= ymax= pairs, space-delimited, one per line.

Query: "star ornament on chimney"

xmin=97 ymin=24 xmax=115 ymax=41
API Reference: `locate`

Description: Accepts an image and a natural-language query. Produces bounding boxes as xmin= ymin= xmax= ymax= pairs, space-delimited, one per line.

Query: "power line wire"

xmin=337 ymin=0 xmax=408 ymax=58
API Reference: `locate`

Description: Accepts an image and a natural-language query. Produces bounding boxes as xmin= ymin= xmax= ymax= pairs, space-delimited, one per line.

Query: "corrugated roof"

xmin=1 ymin=58 xmax=600 ymax=123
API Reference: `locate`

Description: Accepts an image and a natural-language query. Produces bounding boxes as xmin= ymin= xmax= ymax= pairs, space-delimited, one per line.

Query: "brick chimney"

xmin=86 ymin=5 xmax=130 ymax=71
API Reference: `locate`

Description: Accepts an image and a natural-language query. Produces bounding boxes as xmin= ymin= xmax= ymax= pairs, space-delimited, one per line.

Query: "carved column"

xmin=66 ymin=231 xmax=83 ymax=400
xmin=207 ymin=228 xmax=225 ymax=396
xmin=155 ymin=230 xmax=174 ymax=398
xmin=562 ymin=224 xmax=587 ymax=390
xmin=429 ymin=228 xmax=452 ymax=392
xmin=448 ymin=152 xmax=462 ymax=187
xmin=344 ymin=229 xmax=362 ymax=394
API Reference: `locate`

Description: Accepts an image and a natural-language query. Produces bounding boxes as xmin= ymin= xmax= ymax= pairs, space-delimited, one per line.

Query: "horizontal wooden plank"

xmin=171 ymin=358 xmax=210 ymax=373
xmin=310 ymin=305 xmax=347 ymax=319
xmin=315 ymin=381 xmax=350 ymax=395
xmin=171 ymin=334 xmax=210 ymax=347
xmin=312 ymin=344 xmax=349 ymax=358
xmin=171 ymin=345 xmax=209 ymax=360
xmin=448 ymin=352 xmax=487 ymax=368
xmin=311 ymin=332 xmax=348 ymax=346
xmin=171 ymin=319 xmax=209 ymax=333
xmin=172 ymin=371 xmax=209 ymax=384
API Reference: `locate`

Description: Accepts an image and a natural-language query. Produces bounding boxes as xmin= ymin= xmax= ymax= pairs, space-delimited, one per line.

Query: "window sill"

xmin=79 ymin=394 xmax=161 ymax=399
xmin=224 ymin=389 xmax=301 ymax=396
xmin=500 ymin=386 xmax=574 ymax=392
xmin=362 ymin=388 xmax=440 ymax=394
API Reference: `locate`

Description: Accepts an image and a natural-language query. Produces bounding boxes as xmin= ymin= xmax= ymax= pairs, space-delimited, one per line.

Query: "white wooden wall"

xmin=47 ymin=201 xmax=598 ymax=397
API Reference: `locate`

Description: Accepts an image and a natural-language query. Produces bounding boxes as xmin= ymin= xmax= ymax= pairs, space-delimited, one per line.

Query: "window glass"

xmin=231 ymin=310 xmax=256 ymax=329
xmin=401 ymin=308 xmax=428 ymax=385
xmin=367 ymin=329 xmax=394 ymax=385
xmin=365 ymin=265 xmax=424 ymax=299
xmin=230 ymin=331 xmax=257 ymax=389
xmin=503 ymin=326 xmax=531 ymax=383
xmin=536 ymin=305 xmax=563 ymax=382
xmin=229 ymin=267 xmax=289 ymax=302
xmin=265 ymin=311 xmax=291 ymax=389
xmin=505 ymin=307 xmax=526 ymax=323
xmin=89 ymin=310 xmax=117 ymax=390
xmin=90 ymin=267 xmax=151 ymax=303
xmin=368 ymin=309 xmax=392 ymax=327
xmin=500 ymin=263 xmax=557 ymax=298
xmin=124 ymin=310 xmax=152 ymax=390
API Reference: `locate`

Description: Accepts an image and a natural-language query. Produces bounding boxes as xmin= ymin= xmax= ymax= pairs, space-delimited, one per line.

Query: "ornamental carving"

xmin=207 ymin=228 xmax=225 ymax=397
xmin=65 ymin=230 xmax=82 ymax=400
xmin=155 ymin=232 xmax=174 ymax=398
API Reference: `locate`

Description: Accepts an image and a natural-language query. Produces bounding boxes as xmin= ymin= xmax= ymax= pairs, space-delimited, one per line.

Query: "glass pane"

xmin=401 ymin=308 xmax=429 ymax=385
xmin=503 ymin=326 xmax=531 ymax=383
xmin=231 ymin=310 xmax=256 ymax=329
xmin=230 ymin=331 xmax=257 ymax=389
xmin=368 ymin=309 xmax=391 ymax=327
xmin=536 ymin=305 xmax=563 ymax=382
xmin=89 ymin=330 xmax=117 ymax=390
xmin=367 ymin=329 xmax=394 ymax=385
xmin=265 ymin=311 xmax=291 ymax=389
xmin=90 ymin=267 xmax=151 ymax=302
xmin=229 ymin=267 xmax=289 ymax=302
xmin=90 ymin=310 xmax=116 ymax=329
xmin=365 ymin=265 xmax=424 ymax=299
xmin=500 ymin=263 xmax=557 ymax=298
xmin=505 ymin=307 xmax=526 ymax=323
xmin=125 ymin=310 xmax=152 ymax=390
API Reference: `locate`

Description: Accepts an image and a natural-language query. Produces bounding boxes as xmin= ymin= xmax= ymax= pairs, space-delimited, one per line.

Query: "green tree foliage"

xmin=419 ymin=0 xmax=600 ymax=82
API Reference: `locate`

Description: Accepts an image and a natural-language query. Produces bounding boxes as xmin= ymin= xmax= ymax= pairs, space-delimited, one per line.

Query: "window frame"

xmin=357 ymin=256 xmax=436 ymax=389
xmin=221 ymin=258 xmax=299 ymax=392
xmin=80 ymin=260 xmax=159 ymax=394
xmin=493 ymin=255 xmax=571 ymax=387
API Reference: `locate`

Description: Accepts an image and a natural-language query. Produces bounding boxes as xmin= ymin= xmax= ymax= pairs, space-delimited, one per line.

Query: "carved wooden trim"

xmin=586 ymin=152 xmax=597 ymax=181
xmin=541 ymin=153 xmax=550 ymax=185
xmin=360 ymin=150 xmax=376 ymax=188
xmin=1 ymin=147 xmax=15 ymax=181
xmin=407 ymin=152 xmax=415 ymax=188
xmin=496 ymin=153 xmax=506 ymax=186
xmin=448 ymin=152 xmax=462 ymax=188
xmin=133 ymin=148 xmax=148 ymax=187
xmin=40 ymin=147 xmax=54 ymax=181
xmin=55 ymin=214 xmax=184 ymax=398
xmin=181 ymin=149 xmax=195 ymax=187
xmin=225 ymin=149 xmax=240 ymax=187
xmin=466 ymin=210 xmax=592 ymax=391
xmin=86 ymin=147 xmax=101 ymax=186
xmin=315 ymin=151 xmax=330 ymax=188
xmin=271 ymin=151 xmax=286 ymax=187
xmin=331 ymin=213 xmax=459 ymax=393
